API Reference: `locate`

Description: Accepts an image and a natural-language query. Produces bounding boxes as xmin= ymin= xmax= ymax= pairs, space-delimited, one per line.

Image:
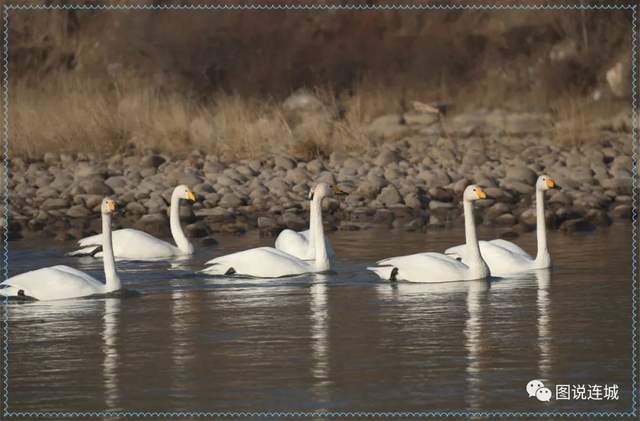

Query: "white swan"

xmin=202 ymin=183 xmax=342 ymax=278
xmin=69 ymin=185 xmax=196 ymax=260
xmin=368 ymin=185 xmax=489 ymax=283
xmin=444 ymin=175 xmax=557 ymax=276
xmin=274 ymin=188 xmax=337 ymax=260
xmin=0 ymin=198 xmax=122 ymax=301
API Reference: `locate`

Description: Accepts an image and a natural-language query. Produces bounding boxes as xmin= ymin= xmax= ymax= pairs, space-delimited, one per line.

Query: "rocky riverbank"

xmin=4 ymin=109 xmax=635 ymax=244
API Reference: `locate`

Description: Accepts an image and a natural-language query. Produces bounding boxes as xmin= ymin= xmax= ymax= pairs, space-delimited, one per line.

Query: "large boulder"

xmin=73 ymin=162 xmax=107 ymax=180
xmin=141 ymin=154 xmax=166 ymax=169
xmin=365 ymin=114 xmax=409 ymax=141
xmin=505 ymin=166 xmax=537 ymax=184
xmin=606 ymin=57 xmax=631 ymax=98
xmin=283 ymin=89 xmax=332 ymax=146
xmin=377 ymin=185 xmax=402 ymax=207
xmin=42 ymin=198 xmax=70 ymax=210
xmin=218 ymin=193 xmax=244 ymax=208
xmin=283 ymin=89 xmax=324 ymax=113
xmin=274 ymin=156 xmax=296 ymax=171
xmin=375 ymin=149 xmax=401 ymax=167
xmin=79 ymin=179 xmax=114 ymax=196
xmin=66 ymin=205 xmax=91 ymax=218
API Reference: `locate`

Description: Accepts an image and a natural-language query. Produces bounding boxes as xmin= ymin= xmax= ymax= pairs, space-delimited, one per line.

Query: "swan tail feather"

xmin=444 ymin=244 xmax=464 ymax=259
xmin=201 ymin=263 xmax=234 ymax=276
xmin=0 ymin=285 xmax=20 ymax=297
xmin=67 ymin=246 xmax=102 ymax=257
xmin=0 ymin=285 xmax=34 ymax=300
xmin=204 ymin=256 xmax=224 ymax=265
xmin=367 ymin=265 xmax=398 ymax=281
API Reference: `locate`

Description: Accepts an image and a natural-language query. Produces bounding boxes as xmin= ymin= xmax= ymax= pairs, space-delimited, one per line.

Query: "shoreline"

xmin=5 ymin=110 xmax=634 ymax=243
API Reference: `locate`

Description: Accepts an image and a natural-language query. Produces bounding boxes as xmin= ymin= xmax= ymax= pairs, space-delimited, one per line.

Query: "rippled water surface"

xmin=3 ymin=223 xmax=634 ymax=413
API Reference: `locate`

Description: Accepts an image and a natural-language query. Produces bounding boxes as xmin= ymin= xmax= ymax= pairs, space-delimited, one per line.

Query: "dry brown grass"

xmin=550 ymin=96 xmax=630 ymax=145
xmin=9 ymin=6 xmax=630 ymax=159
xmin=10 ymin=68 xmax=629 ymax=160
xmin=11 ymin=74 xmax=127 ymax=158
xmin=9 ymin=72 xmax=382 ymax=160
xmin=7 ymin=7 xmax=632 ymax=159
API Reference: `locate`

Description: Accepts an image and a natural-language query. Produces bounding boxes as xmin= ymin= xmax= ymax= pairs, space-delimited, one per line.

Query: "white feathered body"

xmin=204 ymin=183 xmax=338 ymax=278
xmin=71 ymin=228 xmax=184 ymax=260
xmin=0 ymin=265 xmax=108 ymax=301
xmin=2 ymin=199 xmax=123 ymax=301
xmin=274 ymin=229 xmax=335 ymax=261
xmin=367 ymin=185 xmax=490 ymax=284
xmin=444 ymin=176 xmax=556 ymax=276
xmin=368 ymin=252 xmax=488 ymax=283
xmin=69 ymin=185 xmax=196 ymax=260
xmin=445 ymin=239 xmax=547 ymax=276
xmin=202 ymin=246 xmax=320 ymax=278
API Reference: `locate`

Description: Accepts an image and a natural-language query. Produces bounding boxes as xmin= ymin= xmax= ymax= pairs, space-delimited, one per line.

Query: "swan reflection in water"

xmin=8 ymin=299 xmax=122 ymax=411
xmin=171 ymin=286 xmax=193 ymax=395
xmin=310 ymin=273 xmax=331 ymax=407
xmin=374 ymin=274 xmax=553 ymax=409
xmin=374 ymin=278 xmax=490 ymax=408
xmin=102 ymin=298 xmax=121 ymax=411
xmin=535 ymin=269 xmax=552 ymax=382
xmin=464 ymin=270 xmax=551 ymax=409
xmin=464 ymin=280 xmax=490 ymax=411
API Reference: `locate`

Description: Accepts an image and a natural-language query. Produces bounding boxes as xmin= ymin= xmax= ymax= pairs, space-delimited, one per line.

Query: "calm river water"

xmin=2 ymin=223 xmax=634 ymax=414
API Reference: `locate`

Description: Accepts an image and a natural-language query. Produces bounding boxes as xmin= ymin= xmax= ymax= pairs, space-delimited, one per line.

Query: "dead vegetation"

xmin=6 ymin=3 xmax=633 ymax=159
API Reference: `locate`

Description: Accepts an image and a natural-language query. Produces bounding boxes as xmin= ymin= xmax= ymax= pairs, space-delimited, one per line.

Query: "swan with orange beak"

xmin=445 ymin=175 xmax=559 ymax=276
xmin=202 ymin=183 xmax=345 ymax=278
xmin=368 ymin=185 xmax=489 ymax=283
xmin=69 ymin=185 xmax=197 ymax=260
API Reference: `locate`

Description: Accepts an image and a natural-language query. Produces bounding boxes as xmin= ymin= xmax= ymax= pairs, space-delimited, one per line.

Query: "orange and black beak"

xmin=546 ymin=178 xmax=557 ymax=189
xmin=332 ymin=185 xmax=348 ymax=196
xmin=107 ymin=199 xmax=120 ymax=213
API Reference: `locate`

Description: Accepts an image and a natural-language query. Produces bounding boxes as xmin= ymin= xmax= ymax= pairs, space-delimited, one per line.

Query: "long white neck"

xmin=170 ymin=192 xmax=193 ymax=254
xmin=102 ymin=212 xmax=121 ymax=292
xmin=311 ymin=196 xmax=330 ymax=271
xmin=307 ymin=197 xmax=320 ymax=254
xmin=463 ymin=200 xmax=485 ymax=273
xmin=534 ymin=189 xmax=550 ymax=266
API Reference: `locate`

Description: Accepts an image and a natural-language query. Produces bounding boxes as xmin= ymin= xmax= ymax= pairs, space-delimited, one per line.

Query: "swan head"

xmin=309 ymin=183 xmax=347 ymax=200
xmin=536 ymin=175 xmax=557 ymax=191
xmin=101 ymin=197 xmax=118 ymax=215
xmin=175 ymin=184 xmax=197 ymax=202
xmin=463 ymin=185 xmax=487 ymax=202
